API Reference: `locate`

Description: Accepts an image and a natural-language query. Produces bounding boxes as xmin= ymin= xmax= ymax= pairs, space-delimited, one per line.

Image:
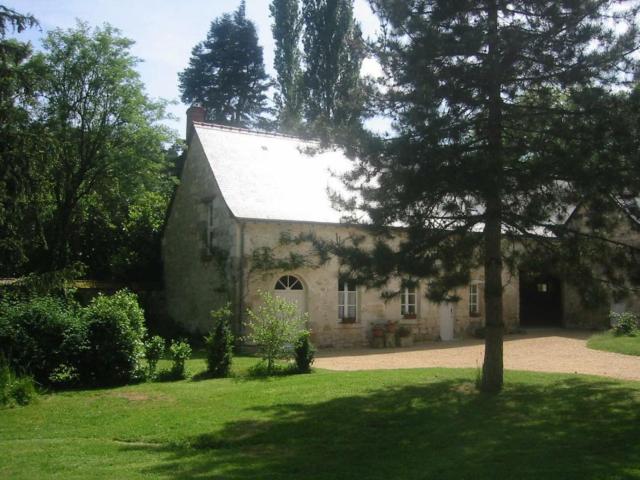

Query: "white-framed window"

xmin=275 ymin=275 xmax=304 ymax=291
xmin=401 ymin=286 xmax=417 ymax=316
xmin=207 ymin=200 xmax=215 ymax=252
xmin=469 ymin=284 xmax=480 ymax=315
xmin=338 ymin=280 xmax=357 ymax=321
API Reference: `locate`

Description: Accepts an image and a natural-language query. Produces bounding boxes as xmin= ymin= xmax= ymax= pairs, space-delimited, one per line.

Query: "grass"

xmin=587 ymin=330 xmax=640 ymax=356
xmin=1 ymin=354 xmax=639 ymax=480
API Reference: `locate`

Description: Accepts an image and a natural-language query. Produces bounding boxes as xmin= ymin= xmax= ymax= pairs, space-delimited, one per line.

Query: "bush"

xmin=294 ymin=331 xmax=315 ymax=373
xmin=205 ymin=304 xmax=234 ymax=378
xmin=168 ymin=340 xmax=192 ymax=379
xmin=0 ymin=362 xmax=37 ymax=407
xmin=81 ymin=290 xmax=147 ymax=385
xmin=0 ymin=296 xmax=86 ymax=386
xmin=145 ymin=335 xmax=166 ymax=379
xmin=246 ymin=291 xmax=309 ymax=374
xmin=611 ymin=312 xmax=639 ymax=337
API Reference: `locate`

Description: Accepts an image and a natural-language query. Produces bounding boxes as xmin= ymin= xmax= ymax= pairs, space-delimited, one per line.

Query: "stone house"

xmin=162 ymin=107 xmax=639 ymax=347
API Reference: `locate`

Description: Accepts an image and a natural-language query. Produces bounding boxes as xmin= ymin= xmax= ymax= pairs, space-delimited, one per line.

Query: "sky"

xmin=7 ymin=0 xmax=383 ymax=137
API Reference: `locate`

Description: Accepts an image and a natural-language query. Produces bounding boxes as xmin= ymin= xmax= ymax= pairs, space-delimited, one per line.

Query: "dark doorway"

xmin=519 ymin=272 xmax=563 ymax=327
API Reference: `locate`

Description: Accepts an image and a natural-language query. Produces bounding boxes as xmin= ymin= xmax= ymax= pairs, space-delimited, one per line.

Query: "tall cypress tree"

xmin=301 ymin=0 xmax=366 ymax=132
xmin=336 ymin=0 xmax=639 ymax=392
xmin=270 ymin=0 xmax=303 ymax=132
xmin=179 ymin=1 xmax=270 ymax=128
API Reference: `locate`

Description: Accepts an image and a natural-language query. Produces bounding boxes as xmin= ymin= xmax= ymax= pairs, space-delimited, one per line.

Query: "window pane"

xmin=347 ymin=292 xmax=357 ymax=306
xmin=347 ymin=305 xmax=356 ymax=318
xmin=338 ymin=305 xmax=345 ymax=318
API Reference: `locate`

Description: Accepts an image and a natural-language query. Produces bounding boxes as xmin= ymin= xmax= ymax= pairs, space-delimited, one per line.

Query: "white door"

xmin=273 ymin=275 xmax=307 ymax=317
xmin=439 ymin=302 xmax=455 ymax=341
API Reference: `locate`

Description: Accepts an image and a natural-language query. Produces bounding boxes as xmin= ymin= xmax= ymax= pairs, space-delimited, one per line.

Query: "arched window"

xmin=274 ymin=275 xmax=304 ymax=291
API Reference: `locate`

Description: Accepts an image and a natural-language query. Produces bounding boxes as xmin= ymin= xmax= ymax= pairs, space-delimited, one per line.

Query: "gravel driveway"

xmin=315 ymin=328 xmax=640 ymax=381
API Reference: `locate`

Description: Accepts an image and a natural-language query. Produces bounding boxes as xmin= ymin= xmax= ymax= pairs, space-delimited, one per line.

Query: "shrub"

xmin=294 ymin=331 xmax=315 ymax=373
xmin=246 ymin=291 xmax=309 ymax=373
xmin=205 ymin=304 xmax=234 ymax=378
xmin=0 ymin=361 xmax=37 ymax=407
xmin=81 ymin=290 xmax=147 ymax=385
xmin=0 ymin=296 xmax=86 ymax=386
xmin=168 ymin=340 xmax=192 ymax=379
xmin=145 ymin=335 xmax=166 ymax=379
xmin=611 ymin=312 xmax=639 ymax=337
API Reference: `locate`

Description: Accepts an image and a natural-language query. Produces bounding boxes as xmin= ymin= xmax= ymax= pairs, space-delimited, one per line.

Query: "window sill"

xmin=339 ymin=317 xmax=358 ymax=325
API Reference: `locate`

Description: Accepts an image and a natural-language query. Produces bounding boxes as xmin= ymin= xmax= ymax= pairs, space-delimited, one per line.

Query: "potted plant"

xmin=371 ymin=324 xmax=385 ymax=348
xmin=397 ymin=325 xmax=413 ymax=347
xmin=403 ymin=312 xmax=417 ymax=320
xmin=385 ymin=320 xmax=398 ymax=333
xmin=372 ymin=324 xmax=385 ymax=338
xmin=341 ymin=317 xmax=357 ymax=324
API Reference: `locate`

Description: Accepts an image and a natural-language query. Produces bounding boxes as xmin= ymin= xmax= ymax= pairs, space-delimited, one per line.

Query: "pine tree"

xmin=337 ymin=0 xmax=639 ymax=392
xmin=179 ymin=1 xmax=270 ymax=128
xmin=301 ymin=0 xmax=366 ymax=133
xmin=270 ymin=0 xmax=303 ymax=132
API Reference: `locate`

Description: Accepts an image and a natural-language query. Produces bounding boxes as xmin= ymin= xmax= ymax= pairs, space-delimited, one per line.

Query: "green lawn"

xmin=587 ymin=330 xmax=640 ymax=356
xmin=1 ymin=356 xmax=640 ymax=480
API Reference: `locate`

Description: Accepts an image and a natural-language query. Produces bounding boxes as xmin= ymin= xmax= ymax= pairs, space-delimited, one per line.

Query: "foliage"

xmin=246 ymin=290 xmax=309 ymax=373
xmin=0 ymin=361 xmax=36 ymax=407
xmin=0 ymin=19 xmax=175 ymax=280
xmin=270 ymin=0 xmax=303 ymax=132
xmin=301 ymin=0 xmax=367 ymax=134
xmin=168 ymin=340 xmax=192 ymax=380
xmin=0 ymin=6 xmax=43 ymax=275
xmin=204 ymin=304 xmax=234 ymax=378
xmin=397 ymin=326 xmax=411 ymax=338
xmin=335 ymin=0 xmax=640 ymax=393
xmin=611 ymin=312 xmax=639 ymax=337
xmin=144 ymin=335 xmax=166 ymax=379
xmin=0 ymin=296 xmax=86 ymax=386
xmin=179 ymin=1 xmax=270 ymax=128
xmin=81 ymin=290 xmax=147 ymax=386
xmin=294 ymin=331 xmax=315 ymax=373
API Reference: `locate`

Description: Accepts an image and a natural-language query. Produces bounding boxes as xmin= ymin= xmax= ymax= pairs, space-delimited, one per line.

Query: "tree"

xmin=301 ymin=0 xmax=367 ymax=133
xmin=246 ymin=291 xmax=309 ymax=373
xmin=336 ymin=0 xmax=639 ymax=392
xmin=0 ymin=6 xmax=42 ymax=275
xmin=179 ymin=1 xmax=270 ymax=128
xmin=270 ymin=0 xmax=303 ymax=132
xmin=204 ymin=303 xmax=235 ymax=378
xmin=35 ymin=22 xmax=174 ymax=274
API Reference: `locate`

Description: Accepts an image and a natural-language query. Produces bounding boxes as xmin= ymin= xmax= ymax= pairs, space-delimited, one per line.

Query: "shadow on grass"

xmin=123 ymin=376 xmax=640 ymax=480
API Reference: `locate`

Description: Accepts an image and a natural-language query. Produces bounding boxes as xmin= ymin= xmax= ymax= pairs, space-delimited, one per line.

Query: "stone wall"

xmin=162 ymin=133 xmax=239 ymax=334
xmin=241 ymin=221 xmax=521 ymax=347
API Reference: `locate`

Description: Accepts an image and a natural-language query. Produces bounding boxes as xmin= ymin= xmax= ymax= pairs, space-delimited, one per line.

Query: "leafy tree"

xmin=33 ymin=22 xmax=174 ymax=274
xmin=270 ymin=0 xmax=303 ymax=132
xmin=246 ymin=290 xmax=309 ymax=373
xmin=336 ymin=0 xmax=639 ymax=392
xmin=301 ymin=0 xmax=367 ymax=133
xmin=0 ymin=6 xmax=42 ymax=275
xmin=179 ymin=1 xmax=270 ymax=127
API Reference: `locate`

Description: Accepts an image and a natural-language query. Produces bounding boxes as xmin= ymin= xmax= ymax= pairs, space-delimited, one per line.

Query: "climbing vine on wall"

xmin=249 ymin=231 xmax=334 ymax=273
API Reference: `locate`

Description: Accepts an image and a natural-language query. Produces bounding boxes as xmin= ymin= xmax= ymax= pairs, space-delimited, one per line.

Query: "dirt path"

xmin=315 ymin=329 xmax=640 ymax=381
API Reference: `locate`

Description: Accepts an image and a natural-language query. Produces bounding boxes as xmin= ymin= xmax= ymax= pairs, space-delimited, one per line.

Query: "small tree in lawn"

xmin=205 ymin=303 xmax=234 ymax=378
xmin=246 ymin=290 xmax=308 ymax=373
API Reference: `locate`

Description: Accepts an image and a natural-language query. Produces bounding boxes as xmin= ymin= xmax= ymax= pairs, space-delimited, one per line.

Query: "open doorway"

xmin=519 ymin=273 xmax=563 ymax=327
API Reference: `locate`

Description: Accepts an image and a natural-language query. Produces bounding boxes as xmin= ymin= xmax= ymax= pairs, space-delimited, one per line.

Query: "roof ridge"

xmin=192 ymin=121 xmax=319 ymax=144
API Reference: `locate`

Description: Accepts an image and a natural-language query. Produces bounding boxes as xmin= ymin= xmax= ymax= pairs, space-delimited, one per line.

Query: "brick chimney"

xmin=186 ymin=104 xmax=206 ymax=145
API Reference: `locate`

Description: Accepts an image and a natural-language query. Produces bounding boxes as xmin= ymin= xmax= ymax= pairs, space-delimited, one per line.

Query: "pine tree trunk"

xmin=481 ymin=198 xmax=504 ymax=393
xmin=480 ymin=0 xmax=505 ymax=393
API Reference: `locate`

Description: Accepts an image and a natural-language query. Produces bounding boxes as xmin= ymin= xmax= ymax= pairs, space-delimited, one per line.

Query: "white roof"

xmin=194 ymin=123 xmax=355 ymax=224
